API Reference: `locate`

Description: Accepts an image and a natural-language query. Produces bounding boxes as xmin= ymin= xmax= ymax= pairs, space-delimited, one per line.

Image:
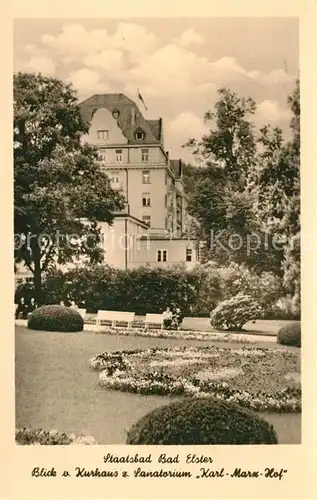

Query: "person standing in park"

xmin=162 ymin=306 xmax=173 ymax=329
xmin=174 ymin=307 xmax=184 ymax=329
xmin=29 ymin=297 xmax=37 ymax=312
xmin=15 ymin=296 xmax=27 ymax=319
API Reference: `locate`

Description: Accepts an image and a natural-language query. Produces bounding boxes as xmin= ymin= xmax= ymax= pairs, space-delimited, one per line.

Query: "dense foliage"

xmin=207 ymin=261 xmax=282 ymax=311
xmin=16 ymin=262 xmax=298 ymax=318
xmin=28 ymin=304 xmax=84 ymax=332
xmin=184 ymin=81 xmax=300 ymax=305
xmin=277 ymin=322 xmax=301 ymax=347
xmin=126 ymin=398 xmax=278 ymax=445
xmin=210 ymin=294 xmax=261 ymax=331
xmin=28 ymin=264 xmax=222 ymax=315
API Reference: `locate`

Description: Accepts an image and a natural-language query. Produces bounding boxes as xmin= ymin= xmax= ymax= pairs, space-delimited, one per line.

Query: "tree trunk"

xmin=33 ymin=244 xmax=42 ymax=306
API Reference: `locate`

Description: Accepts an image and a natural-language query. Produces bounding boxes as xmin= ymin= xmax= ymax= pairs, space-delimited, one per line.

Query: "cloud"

xmin=40 ymin=22 xmax=158 ymax=65
xmin=110 ymin=22 xmax=158 ymax=62
xmin=20 ymin=56 xmax=56 ymax=76
xmin=83 ymin=49 xmax=125 ymax=75
xmin=41 ymin=24 xmax=109 ymax=56
xmin=19 ymin=22 xmax=295 ymax=105
xmin=66 ymin=68 xmax=110 ymax=96
xmin=126 ymin=48 xmax=294 ymax=98
xmin=208 ymin=57 xmax=294 ymax=85
xmin=165 ymin=112 xmax=209 ymax=157
xmin=24 ymin=44 xmax=37 ymax=53
xmin=127 ymin=44 xmax=213 ymax=96
xmin=261 ymin=69 xmax=295 ymax=85
xmin=256 ymin=100 xmax=291 ymax=123
xmin=174 ymin=28 xmax=203 ymax=48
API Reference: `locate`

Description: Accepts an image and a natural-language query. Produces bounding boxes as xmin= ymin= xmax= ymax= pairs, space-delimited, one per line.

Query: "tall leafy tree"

xmin=185 ymin=87 xmax=257 ymax=188
xmin=279 ymin=78 xmax=300 ymax=300
xmin=251 ymin=78 xmax=300 ymax=297
xmin=184 ymin=87 xmax=271 ymax=269
xmin=184 ymin=82 xmax=300 ymax=282
xmin=14 ymin=72 xmax=124 ymax=302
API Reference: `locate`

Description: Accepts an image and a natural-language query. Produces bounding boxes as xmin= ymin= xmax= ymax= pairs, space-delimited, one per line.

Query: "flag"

xmin=137 ymin=89 xmax=148 ymax=111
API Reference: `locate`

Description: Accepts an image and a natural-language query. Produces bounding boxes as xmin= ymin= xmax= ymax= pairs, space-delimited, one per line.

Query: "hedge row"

xmin=16 ymin=265 xmax=222 ymax=315
xmin=15 ymin=262 xmax=299 ymax=318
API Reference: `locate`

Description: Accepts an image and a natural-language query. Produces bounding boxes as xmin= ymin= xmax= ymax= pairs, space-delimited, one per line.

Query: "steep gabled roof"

xmin=147 ymin=119 xmax=162 ymax=142
xmin=79 ymin=93 xmax=163 ymax=145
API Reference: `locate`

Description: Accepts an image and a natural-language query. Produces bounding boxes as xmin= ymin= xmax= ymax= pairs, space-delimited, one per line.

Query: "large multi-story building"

xmin=15 ymin=93 xmax=199 ymax=284
xmin=79 ymin=93 xmax=198 ymax=269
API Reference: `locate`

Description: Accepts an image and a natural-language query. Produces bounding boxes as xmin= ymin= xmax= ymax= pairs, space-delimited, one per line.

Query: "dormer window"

xmin=134 ymin=128 xmax=145 ymax=141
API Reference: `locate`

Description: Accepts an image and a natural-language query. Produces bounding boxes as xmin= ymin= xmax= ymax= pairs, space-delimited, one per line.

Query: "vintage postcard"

xmin=1 ymin=0 xmax=316 ymax=498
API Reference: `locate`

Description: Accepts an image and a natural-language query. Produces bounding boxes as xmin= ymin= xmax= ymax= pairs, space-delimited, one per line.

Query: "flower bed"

xmin=92 ymin=326 xmax=251 ymax=343
xmin=16 ymin=427 xmax=97 ymax=445
xmin=90 ymin=346 xmax=301 ymax=413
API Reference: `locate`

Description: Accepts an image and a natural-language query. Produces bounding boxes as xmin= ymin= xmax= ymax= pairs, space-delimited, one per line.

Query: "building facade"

xmin=79 ymin=93 xmax=198 ymax=269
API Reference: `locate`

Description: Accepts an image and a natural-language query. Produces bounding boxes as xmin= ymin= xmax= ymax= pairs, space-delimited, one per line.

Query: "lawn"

xmin=15 ymin=326 xmax=301 ymax=445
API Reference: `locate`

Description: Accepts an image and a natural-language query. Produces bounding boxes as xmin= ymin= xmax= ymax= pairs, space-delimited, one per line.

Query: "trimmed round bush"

xmin=277 ymin=321 xmax=301 ymax=347
xmin=126 ymin=398 xmax=278 ymax=445
xmin=27 ymin=305 xmax=84 ymax=332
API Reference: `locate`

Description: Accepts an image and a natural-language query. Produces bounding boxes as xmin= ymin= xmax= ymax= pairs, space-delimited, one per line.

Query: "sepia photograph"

xmin=14 ymin=16 xmax=301 ymax=448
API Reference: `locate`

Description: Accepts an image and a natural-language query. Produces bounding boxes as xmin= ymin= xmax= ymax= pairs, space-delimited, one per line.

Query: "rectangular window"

xmin=142 ymin=193 xmax=151 ymax=207
xmin=97 ymin=130 xmax=109 ymax=141
xmin=157 ymin=250 xmax=168 ymax=262
xmin=141 ymin=148 xmax=149 ymax=162
xmin=165 ymin=194 xmax=167 ymax=208
xmin=142 ymin=215 xmax=151 ymax=227
xmin=115 ymin=149 xmax=123 ymax=163
xmin=197 ymin=246 xmax=201 ymax=262
xmin=99 ymin=150 xmax=107 ymax=162
xmin=165 ymin=172 xmax=168 ymax=185
xmin=142 ymin=170 xmax=151 ymax=184
xmin=110 ymin=170 xmax=120 ymax=186
xmin=186 ymin=248 xmax=193 ymax=262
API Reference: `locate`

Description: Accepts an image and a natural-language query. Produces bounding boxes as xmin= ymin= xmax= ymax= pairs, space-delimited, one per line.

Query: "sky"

xmin=14 ymin=18 xmax=299 ymax=163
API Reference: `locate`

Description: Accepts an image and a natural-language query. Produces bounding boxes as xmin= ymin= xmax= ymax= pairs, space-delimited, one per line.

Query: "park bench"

xmin=144 ymin=313 xmax=164 ymax=330
xmin=77 ymin=308 xmax=86 ymax=320
xmin=96 ymin=310 xmax=135 ymax=329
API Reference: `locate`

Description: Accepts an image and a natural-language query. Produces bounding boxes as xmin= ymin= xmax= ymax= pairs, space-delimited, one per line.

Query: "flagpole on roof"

xmin=137 ymin=88 xmax=148 ymax=111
